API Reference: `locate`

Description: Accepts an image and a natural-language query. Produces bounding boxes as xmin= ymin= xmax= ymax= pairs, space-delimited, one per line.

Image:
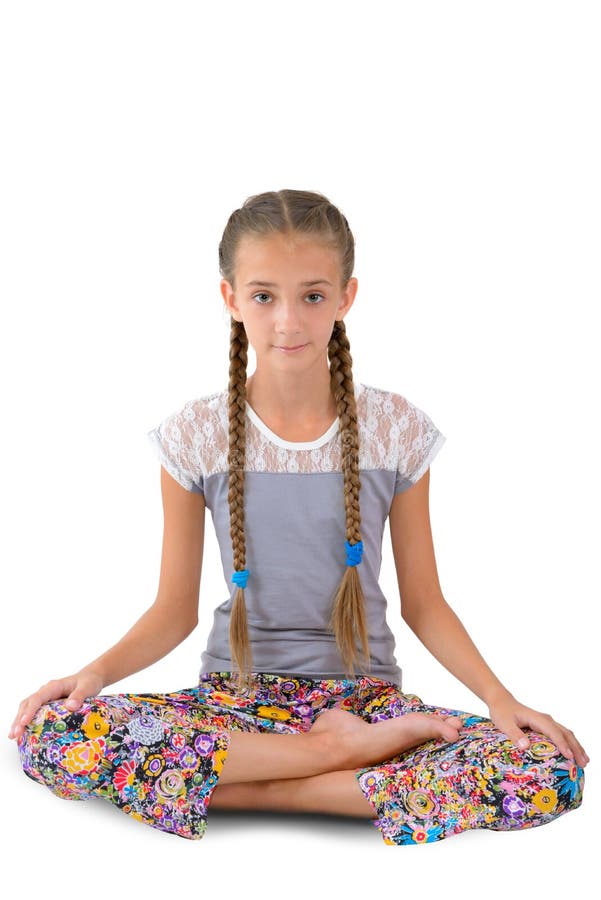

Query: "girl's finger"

xmin=11 ymin=685 xmax=52 ymax=735
xmin=529 ymin=717 xmax=578 ymax=762
xmin=543 ymin=719 xmax=589 ymax=766
xmin=10 ymin=679 xmax=72 ymax=739
xmin=10 ymin=698 xmax=31 ymax=734
xmin=8 ymin=714 xmax=20 ymax=737
xmin=11 ymin=701 xmax=35 ymax=736
xmin=556 ymin=725 xmax=589 ymax=766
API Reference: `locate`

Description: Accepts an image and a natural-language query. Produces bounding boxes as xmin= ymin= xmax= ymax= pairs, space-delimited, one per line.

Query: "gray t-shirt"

xmin=147 ymin=381 xmax=446 ymax=687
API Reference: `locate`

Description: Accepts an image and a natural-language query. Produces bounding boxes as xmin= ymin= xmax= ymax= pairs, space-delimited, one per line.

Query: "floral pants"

xmin=17 ymin=672 xmax=585 ymax=845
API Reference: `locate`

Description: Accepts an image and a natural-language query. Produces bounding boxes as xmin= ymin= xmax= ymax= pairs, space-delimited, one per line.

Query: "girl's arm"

xmin=83 ymin=466 xmax=206 ymax=688
xmin=397 ymin=593 xmax=512 ymax=706
xmin=389 ymin=470 xmax=512 ymax=705
xmin=79 ymin=595 xmax=200 ymax=689
xmin=9 ymin=469 xmax=206 ymax=740
xmin=389 ymin=470 xmax=590 ymax=767
xmin=9 ymin=601 xmax=197 ymax=742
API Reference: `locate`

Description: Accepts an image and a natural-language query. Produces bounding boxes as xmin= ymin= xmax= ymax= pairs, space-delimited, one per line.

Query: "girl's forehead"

xmin=235 ymin=233 xmax=340 ymax=275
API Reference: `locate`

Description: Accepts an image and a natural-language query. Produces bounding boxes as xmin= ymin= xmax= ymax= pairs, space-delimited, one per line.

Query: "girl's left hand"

xmin=487 ymin=693 xmax=590 ymax=768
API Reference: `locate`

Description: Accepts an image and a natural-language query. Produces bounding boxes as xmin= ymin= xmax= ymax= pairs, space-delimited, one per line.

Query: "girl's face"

xmin=221 ymin=232 xmax=357 ymax=371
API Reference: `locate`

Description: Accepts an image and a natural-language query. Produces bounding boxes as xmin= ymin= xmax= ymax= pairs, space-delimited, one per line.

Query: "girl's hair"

xmin=218 ymin=188 xmax=371 ymax=694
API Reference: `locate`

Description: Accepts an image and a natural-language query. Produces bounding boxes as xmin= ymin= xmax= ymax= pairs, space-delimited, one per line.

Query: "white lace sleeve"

xmin=147 ymin=400 xmax=205 ymax=494
xmin=394 ymin=398 xmax=446 ymax=493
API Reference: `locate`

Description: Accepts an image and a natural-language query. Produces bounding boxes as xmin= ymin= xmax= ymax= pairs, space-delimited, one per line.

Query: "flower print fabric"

xmin=17 ymin=672 xmax=585 ymax=844
xmin=351 ymin=680 xmax=585 ymax=844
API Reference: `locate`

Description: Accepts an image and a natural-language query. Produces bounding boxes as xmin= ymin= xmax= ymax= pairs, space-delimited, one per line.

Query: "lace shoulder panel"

xmin=358 ymin=384 xmax=446 ymax=492
xmin=147 ymin=384 xmax=445 ymax=487
xmin=147 ymin=390 xmax=225 ymax=492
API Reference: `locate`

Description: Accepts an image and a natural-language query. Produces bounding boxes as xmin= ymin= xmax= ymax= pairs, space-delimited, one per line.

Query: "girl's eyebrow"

xmin=245 ymin=279 xmax=333 ymax=287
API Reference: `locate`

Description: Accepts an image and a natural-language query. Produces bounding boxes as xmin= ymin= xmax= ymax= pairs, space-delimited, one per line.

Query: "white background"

xmin=1 ymin=1 xmax=598 ymax=897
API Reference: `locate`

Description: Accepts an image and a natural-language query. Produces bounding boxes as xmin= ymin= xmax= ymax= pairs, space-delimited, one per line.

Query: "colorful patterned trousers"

xmin=16 ymin=672 xmax=585 ymax=845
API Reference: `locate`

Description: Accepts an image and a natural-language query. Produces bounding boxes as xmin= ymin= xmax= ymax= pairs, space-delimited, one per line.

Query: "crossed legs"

xmin=210 ymin=706 xmax=465 ymax=817
xmin=211 ymin=770 xmax=375 ymax=817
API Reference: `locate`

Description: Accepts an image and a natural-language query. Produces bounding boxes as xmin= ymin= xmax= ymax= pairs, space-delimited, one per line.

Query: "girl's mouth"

xmin=275 ymin=344 xmax=307 ymax=353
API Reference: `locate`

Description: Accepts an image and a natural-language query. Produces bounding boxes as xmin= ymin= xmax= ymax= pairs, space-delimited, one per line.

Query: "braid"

xmin=227 ymin=318 xmax=254 ymax=695
xmin=327 ymin=319 xmax=371 ymax=677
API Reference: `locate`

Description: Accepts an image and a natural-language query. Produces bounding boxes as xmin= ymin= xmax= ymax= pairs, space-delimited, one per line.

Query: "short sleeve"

xmin=147 ymin=402 xmax=205 ymax=494
xmin=394 ymin=400 xmax=446 ymax=494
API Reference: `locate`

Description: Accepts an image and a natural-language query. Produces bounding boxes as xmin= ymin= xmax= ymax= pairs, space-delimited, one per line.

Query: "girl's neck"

xmin=245 ymin=371 xmax=337 ymax=429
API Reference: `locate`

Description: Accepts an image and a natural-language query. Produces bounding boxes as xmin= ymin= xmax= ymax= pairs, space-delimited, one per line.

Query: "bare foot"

xmin=309 ymin=707 xmax=464 ymax=768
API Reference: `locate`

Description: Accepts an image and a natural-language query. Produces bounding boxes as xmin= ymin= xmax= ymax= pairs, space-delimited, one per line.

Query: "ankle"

xmin=309 ymin=728 xmax=351 ymax=772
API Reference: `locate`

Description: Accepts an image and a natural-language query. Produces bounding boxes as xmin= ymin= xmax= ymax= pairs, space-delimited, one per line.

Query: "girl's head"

xmin=217 ymin=189 xmax=371 ymax=693
xmin=221 ymin=230 xmax=357 ymax=377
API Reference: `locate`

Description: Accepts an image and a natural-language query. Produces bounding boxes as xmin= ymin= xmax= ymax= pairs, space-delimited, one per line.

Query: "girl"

xmin=9 ymin=189 xmax=588 ymax=846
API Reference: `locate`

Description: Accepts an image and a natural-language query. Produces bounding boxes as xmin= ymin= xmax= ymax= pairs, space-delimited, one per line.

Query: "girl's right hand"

xmin=7 ymin=669 xmax=105 ymax=742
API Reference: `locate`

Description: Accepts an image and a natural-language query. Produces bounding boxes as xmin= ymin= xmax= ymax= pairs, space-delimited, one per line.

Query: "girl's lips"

xmin=275 ymin=343 xmax=307 ymax=352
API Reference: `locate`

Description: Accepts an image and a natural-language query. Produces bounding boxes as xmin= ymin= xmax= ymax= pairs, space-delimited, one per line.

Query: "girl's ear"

xmin=220 ymin=279 xmax=240 ymax=318
xmin=337 ymin=277 xmax=359 ymax=318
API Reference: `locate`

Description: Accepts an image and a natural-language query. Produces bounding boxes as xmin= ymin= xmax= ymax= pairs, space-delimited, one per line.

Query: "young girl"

xmin=9 ymin=189 xmax=588 ymax=846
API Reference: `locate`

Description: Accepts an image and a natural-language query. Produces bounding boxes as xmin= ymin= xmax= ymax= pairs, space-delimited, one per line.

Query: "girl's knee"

xmin=17 ymin=698 xmax=112 ymax=800
xmin=484 ymin=729 xmax=586 ymax=815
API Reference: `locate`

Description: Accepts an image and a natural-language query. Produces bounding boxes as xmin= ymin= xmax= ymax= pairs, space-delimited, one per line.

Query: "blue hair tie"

xmin=345 ymin=539 xmax=364 ymax=567
xmin=232 ymin=569 xmax=249 ymax=589
xmin=232 ymin=544 xmax=362 ymax=587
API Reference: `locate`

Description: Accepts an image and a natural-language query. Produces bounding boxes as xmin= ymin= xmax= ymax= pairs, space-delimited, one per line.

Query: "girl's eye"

xmin=252 ymin=292 xmax=325 ymax=305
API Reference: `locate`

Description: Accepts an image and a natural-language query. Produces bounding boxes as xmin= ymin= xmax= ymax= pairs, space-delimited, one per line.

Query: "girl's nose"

xmin=275 ymin=307 xmax=304 ymax=331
